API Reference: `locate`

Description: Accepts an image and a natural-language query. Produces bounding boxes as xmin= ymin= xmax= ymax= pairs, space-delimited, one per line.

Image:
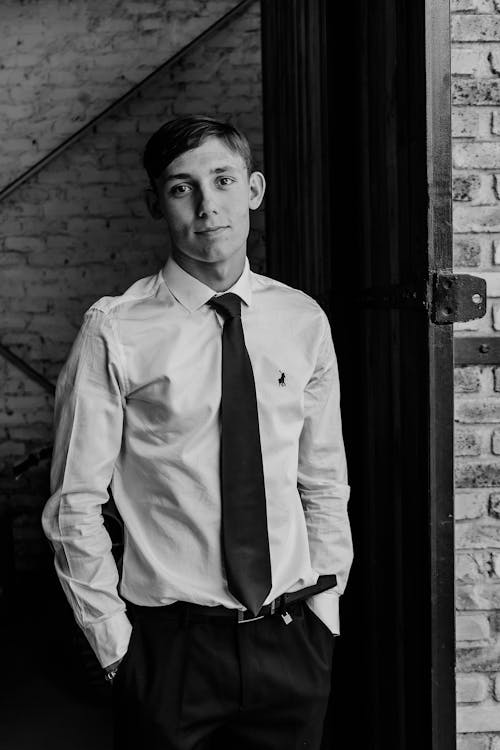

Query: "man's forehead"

xmin=164 ymin=138 xmax=246 ymax=179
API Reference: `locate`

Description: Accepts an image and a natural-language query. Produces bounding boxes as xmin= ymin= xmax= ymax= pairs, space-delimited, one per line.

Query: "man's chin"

xmin=176 ymin=245 xmax=244 ymax=265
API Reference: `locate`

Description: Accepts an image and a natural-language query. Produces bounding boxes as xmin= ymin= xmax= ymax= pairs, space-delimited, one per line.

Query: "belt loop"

xmin=279 ymin=593 xmax=288 ymax=615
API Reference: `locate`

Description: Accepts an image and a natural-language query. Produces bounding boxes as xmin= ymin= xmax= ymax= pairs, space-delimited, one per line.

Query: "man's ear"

xmin=248 ymin=171 xmax=266 ymax=211
xmin=145 ymin=187 xmax=164 ymax=220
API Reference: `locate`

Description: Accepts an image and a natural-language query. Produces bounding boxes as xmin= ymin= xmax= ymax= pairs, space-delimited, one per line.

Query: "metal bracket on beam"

xmin=432 ymin=272 xmax=486 ymax=325
xmin=355 ymin=272 xmax=486 ymax=324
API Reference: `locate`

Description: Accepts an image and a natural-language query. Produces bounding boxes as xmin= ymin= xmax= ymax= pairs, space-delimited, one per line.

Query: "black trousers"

xmin=112 ymin=599 xmax=334 ymax=750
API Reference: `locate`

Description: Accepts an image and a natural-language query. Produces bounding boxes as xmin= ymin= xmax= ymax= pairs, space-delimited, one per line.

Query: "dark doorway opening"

xmin=261 ymin=1 xmax=455 ymax=748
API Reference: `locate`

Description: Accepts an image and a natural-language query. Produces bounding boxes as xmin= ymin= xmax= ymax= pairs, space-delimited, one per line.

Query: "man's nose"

xmin=197 ymin=188 xmax=218 ymax=217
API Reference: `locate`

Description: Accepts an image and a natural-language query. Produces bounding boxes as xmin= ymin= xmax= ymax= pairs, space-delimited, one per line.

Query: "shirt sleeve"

xmin=298 ymin=309 xmax=353 ymax=626
xmin=41 ymin=306 xmax=132 ymax=668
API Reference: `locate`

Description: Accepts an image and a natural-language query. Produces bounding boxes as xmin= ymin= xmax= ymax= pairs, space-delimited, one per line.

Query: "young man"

xmin=42 ymin=115 xmax=353 ymax=750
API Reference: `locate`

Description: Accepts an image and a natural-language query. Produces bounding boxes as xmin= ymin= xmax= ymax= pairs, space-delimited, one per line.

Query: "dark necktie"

xmin=209 ymin=292 xmax=272 ymax=616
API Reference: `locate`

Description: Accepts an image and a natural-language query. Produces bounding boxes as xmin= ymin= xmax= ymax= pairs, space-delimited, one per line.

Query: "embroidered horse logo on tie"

xmin=278 ymin=371 xmax=286 ymax=387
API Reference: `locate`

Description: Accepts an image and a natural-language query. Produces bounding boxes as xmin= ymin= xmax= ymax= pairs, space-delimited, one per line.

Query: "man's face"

xmin=149 ymin=136 xmax=265 ymax=267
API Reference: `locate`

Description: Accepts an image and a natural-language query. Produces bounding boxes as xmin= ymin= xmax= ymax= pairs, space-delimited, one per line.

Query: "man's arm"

xmin=41 ymin=306 xmax=132 ymax=669
xmin=298 ymin=309 xmax=353 ymax=633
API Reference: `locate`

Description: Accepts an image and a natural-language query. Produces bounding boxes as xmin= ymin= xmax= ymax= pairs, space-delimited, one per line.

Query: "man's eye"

xmin=218 ymin=177 xmax=235 ymax=187
xmin=170 ymin=184 xmax=191 ymax=196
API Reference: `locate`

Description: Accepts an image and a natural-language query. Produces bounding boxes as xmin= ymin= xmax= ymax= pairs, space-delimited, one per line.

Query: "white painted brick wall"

xmin=453 ymin=1 xmax=500 ymax=743
xmin=0 ymin=0 xmax=242 ymax=190
xmin=0 ymin=1 xmax=264 ymax=574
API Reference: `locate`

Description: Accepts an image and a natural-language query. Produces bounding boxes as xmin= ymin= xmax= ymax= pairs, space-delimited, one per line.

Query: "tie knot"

xmin=209 ymin=293 xmax=242 ymax=320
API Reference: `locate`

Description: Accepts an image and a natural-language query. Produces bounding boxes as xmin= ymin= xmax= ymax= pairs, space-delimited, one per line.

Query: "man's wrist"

xmin=103 ymin=657 xmax=123 ymax=683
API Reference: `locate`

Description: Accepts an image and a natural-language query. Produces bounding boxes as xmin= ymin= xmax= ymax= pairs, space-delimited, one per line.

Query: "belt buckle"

xmin=237 ymin=610 xmax=265 ymax=624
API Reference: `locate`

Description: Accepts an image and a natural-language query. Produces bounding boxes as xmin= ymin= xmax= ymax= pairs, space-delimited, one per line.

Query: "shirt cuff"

xmin=82 ymin=610 xmax=133 ymax=669
xmin=305 ymin=589 xmax=340 ymax=635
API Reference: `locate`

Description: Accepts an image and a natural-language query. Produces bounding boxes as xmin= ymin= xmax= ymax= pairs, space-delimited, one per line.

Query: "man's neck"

xmin=171 ymin=250 xmax=246 ymax=292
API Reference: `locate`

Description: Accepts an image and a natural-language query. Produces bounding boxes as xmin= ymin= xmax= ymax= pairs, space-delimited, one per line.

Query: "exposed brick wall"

xmin=453 ymin=0 xmax=500 ymax=745
xmin=0 ymin=0 xmax=241 ymax=190
xmin=0 ymin=0 xmax=263 ymax=576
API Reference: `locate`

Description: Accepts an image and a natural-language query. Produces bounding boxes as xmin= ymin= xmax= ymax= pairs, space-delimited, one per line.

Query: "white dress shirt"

xmin=42 ymin=256 xmax=353 ymax=668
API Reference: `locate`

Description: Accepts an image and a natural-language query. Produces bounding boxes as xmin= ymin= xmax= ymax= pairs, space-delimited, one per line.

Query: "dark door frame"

xmin=426 ymin=0 xmax=456 ymax=746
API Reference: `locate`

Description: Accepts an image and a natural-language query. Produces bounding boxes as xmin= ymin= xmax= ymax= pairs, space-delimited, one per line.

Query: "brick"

xmin=0 ymin=252 xmax=28 ymax=267
xmin=457 ymin=674 xmax=489 ymax=703
xmin=495 ymin=368 xmax=500 ymax=392
xmin=456 ymin=613 xmax=491 ymax=641
xmin=456 ymin=520 xmax=500 ymax=547
xmin=125 ymin=2 xmax=162 ymax=11
xmin=94 ymin=18 xmax=136 ymax=33
xmin=453 ymin=174 xmax=482 ymax=203
xmin=456 ymin=462 xmax=500 ymax=488
xmin=461 ymin=0 xmax=496 ymax=7
xmin=457 ymin=736 xmax=490 ymax=750
xmin=454 ymin=206 xmax=500 ymax=233
xmin=0 ymin=441 xmax=26 ymax=459
xmin=492 ymin=110 xmax=500 ymax=135
xmin=457 ymin=584 xmax=500 ymax=610
xmin=456 ymin=400 xmax=500 ymax=423
xmin=455 ymin=142 xmax=500 ymax=171
xmin=454 ymin=107 xmax=479 ymax=137
xmin=494 ymin=304 xmax=500 ymax=331
xmin=493 ymin=430 xmax=500 ymax=454
xmin=453 ymin=78 xmax=500 ymax=106
xmin=452 ymin=48 xmax=489 ymax=77
xmin=458 ymin=644 xmax=500 ymax=672
xmin=494 ymin=673 xmax=500 ymax=701
xmin=492 ymin=552 xmax=500 ymax=576
xmin=456 ymin=493 xmax=487 ymax=519
xmin=9 ymin=423 xmax=53 ymax=441
xmin=456 ymin=551 xmax=491 ymax=583
xmin=455 ymin=368 xmax=482 ymax=393
xmin=458 ymin=705 xmax=500 ymax=732
xmin=9 ymin=297 xmax=48 ymax=314
xmin=5 ymin=236 xmax=45 ymax=252
xmin=139 ymin=18 xmax=166 ymax=31
xmin=489 ymin=49 xmax=500 ymax=76
xmin=456 ymin=429 xmax=483 ymax=456
xmin=453 ymin=15 xmax=500 ymax=42
xmin=489 ymin=493 xmax=500 ymax=518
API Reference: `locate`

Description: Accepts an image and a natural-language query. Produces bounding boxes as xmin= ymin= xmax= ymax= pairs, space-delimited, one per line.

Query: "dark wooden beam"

xmin=454 ymin=336 xmax=500 ymax=365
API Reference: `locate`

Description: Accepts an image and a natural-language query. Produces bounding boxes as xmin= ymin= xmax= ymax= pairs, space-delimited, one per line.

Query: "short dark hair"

xmin=143 ymin=115 xmax=255 ymax=185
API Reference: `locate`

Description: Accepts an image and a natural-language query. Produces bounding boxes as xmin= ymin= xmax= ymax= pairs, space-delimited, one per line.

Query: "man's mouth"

xmin=195 ymin=226 xmax=229 ymax=234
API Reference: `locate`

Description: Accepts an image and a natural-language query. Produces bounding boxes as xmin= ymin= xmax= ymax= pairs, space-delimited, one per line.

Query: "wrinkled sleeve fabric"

xmin=41 ymin=306 xmax=132 ymax=668
xmin=298 ymin=309 xmax=353 ymax=635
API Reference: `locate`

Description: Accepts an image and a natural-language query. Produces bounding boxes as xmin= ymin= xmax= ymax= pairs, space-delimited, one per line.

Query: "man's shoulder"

xmin=251 ymin=269 xmax=326 ymax=318
xmin=85 ymin=270 xmax=163 ymax=318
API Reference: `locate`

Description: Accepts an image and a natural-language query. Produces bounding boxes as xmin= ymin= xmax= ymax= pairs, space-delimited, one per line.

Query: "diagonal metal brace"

xmin=0 ymin=341 xmax=55 ymax=395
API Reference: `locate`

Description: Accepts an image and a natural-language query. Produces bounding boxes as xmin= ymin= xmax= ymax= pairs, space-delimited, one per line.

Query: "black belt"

xmin=126 ymin=574 xmax=337 ymax=624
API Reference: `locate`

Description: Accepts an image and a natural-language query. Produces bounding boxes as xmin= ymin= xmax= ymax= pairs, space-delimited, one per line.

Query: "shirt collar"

xmin=161 ymin=256 xmax=252 ymax=312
